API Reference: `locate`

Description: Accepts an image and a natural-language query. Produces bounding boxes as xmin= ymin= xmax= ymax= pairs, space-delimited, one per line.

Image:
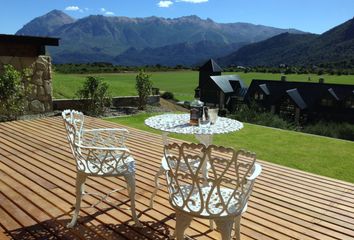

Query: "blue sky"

xmin=1 ymin=0 xmax=353 ymax=34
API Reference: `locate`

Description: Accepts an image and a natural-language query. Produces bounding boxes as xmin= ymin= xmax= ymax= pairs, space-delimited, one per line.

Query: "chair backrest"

xmin=164 ymin=142 xmax=258 ymax=217
xmin=62 ymin=109 xmax=133 ymax=175
xmin=62 ymin=109 xmax=84 ymax=160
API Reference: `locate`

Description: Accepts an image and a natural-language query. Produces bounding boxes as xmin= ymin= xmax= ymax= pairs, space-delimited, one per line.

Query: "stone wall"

xmin=0 ymin=55 xmax=52 ymax=114
xmin=53 ymin=95 xmax=160 ymax=111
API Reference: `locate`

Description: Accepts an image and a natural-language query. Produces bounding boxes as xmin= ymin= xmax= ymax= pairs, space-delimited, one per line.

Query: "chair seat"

xmin=170 ymin=185 xmax=247 ymax=217
xmin=77 ymin=154 xmax=135 ymax=176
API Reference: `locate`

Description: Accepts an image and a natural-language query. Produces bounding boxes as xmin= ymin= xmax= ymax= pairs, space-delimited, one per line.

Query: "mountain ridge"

xmin=17 ymin=10 xmax=75 ymax=37
xmin=16 ymin=10 xmax=306 ymax=65
xmin=219 ymin=17 xmax=354 ymax=67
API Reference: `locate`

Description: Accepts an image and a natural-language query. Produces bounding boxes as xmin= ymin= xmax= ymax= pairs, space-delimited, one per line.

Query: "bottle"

xmin=203 ymin=106 xmax=209 ymax=122
xmin=190 ymin=98 xmax=204 ymax=126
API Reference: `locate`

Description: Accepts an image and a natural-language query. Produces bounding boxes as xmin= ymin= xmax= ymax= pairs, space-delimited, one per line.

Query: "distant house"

xmin=244 ymin=79 xmax=354 ymax=123
xmin=196 ymin=59 xmax=247 ymax=110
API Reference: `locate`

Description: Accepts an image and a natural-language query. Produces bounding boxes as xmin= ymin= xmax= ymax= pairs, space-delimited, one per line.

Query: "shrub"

xmin=76 ymin=76 xmax=111 ymax=116
xmin=218 ymin=108 xmax=229 ymax=117
xmin=230 ymin=102 xmax=260 ymax=122
xmin=135 ymin=70 xmax=153 ymax=110
xmin=230 ymin=103 xmax=295 ymax=130
xmin=303 ymin=121 xmax=354 ymax=141
xmin=0 ymin=65 xmax=25 ymax=121
xmin=253 ymin=112 xmax=295 ymax=130
xmin=161 ymin=91 xmax=174 ymax=100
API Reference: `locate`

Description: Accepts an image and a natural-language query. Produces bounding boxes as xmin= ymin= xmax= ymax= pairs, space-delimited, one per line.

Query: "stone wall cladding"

xmin=53 ymin=95 xmax=160 ymax=111
xmin=0 ymin=55 xmax=53 ymax=114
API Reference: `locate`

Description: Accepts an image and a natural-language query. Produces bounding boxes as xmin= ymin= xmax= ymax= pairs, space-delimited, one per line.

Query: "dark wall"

xmin=0 ymin=42 xmax=44 ymax=57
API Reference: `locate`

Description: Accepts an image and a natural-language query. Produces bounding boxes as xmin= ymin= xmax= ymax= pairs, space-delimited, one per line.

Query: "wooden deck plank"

xmin=0 ymin=122 xmax=219 ymax=240
xmin=0 ymin=124 xmax=217 ymax=240
xmin=0 ymin=116 xmax=353 ymax=239
xmin=1 ymin=119 xmax=226 ymax=239
xmin=0 ymin=140 xmax=169 ymax=240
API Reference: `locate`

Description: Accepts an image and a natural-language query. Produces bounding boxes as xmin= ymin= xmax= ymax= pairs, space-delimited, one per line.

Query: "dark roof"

xmin=286 ymin=88 xmax=307 ymax=109
xmin=0 ymin=34 xmax=59 ymax=46
xmin=199 ymin=59 xmax=223 ymax=72
xmin=234 ymin=87 xmax=248 ymax=98
xmin=245 ymin=79 xmax=354 ymax=109
xmin=229 ymin=76 xmax=247 ymax=88
xmin=210 ymin=75 xmax=245 ymax=93
xmin=210 ymin=75 xmax=233 ymax=93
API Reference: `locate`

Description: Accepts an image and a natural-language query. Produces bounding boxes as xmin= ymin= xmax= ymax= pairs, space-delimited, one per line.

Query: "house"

xmin=0 ymin=34 xmax=59 ymax=57
xmin=0 ymin=34 xmax=59 ymax=114
xmin=244 ymin=79 xmax=354 ymax=123
xmin=196 ymin=59 xmax=247 ymax=110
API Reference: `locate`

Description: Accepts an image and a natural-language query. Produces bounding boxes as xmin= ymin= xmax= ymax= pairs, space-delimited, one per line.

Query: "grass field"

xmin=106 ymin=113 xmax=354 ymax=184
xmin=53 ymin=71 xmax=354 ymax=100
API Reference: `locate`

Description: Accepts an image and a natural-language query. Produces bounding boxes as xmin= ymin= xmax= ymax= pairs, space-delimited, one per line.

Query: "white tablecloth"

xmin=144 ymin=113 xmax=243 ymax=135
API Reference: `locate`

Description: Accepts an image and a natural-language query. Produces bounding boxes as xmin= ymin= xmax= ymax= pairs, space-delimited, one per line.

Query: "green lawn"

xmin=106 ymin=113 xmax=354 ymax=184
xmin=53 ymin=71 xmax=199 ymax=100
xmin=53 ymin=71 xmax=354 ymax=100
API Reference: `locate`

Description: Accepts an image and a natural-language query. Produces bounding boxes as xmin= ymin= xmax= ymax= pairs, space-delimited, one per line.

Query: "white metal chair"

xmin=62 ymin=109 xmax=141 ymax=228
xmin=149 ymin=133 xmax=212 ymax=209
xmin=164 ymin=142 xmax=261 ymax=240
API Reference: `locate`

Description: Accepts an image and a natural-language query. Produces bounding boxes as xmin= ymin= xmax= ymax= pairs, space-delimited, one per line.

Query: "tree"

xmin=76 ymin=76 xmax=111 ymax=116
xmin=0 ymin=65 xmax=25 ymax=121
xmin=135 ymin=70 xmax=152 ymax=110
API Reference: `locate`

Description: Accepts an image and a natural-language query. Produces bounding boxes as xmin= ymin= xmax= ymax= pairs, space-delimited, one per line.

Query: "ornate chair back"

xmin=62 ymin=109 xmax=84 ymax=161
xmin=164 ymin=142 xmax=257 ymax=218
xmin=62 ymin=110 xmax=132 ymax=176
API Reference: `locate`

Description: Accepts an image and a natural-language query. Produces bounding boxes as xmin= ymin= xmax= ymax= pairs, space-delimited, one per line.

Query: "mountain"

xmin=114 ymin=41 xmax=246 ymax=66
xmin=16 ymin=10 xmax=305 ymax=65
xmin=305 ymin=17 xmax=354 ymax=64
xmin=219 ymin=33 xmax=318 ymax=66
xmin=17 ymin=10 xmax=75 ymax=36
xmin=220 ymin=17 xmax=354 ymax=66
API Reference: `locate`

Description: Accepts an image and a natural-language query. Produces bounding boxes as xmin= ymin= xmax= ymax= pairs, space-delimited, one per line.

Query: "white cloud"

xmin=100 ymin=8 xmax=115 ymax=15
xmin=176 ymin=0 xmax=208 ymax=3
xmin=65 ymin=6 xmax=80 ymax=11
xmin=158 ymin=1 xmax=173 ymax=8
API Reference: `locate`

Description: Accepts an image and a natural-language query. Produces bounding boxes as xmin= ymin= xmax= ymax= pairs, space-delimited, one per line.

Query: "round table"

xmin=145 ymin=113 xmax=243 ymax=145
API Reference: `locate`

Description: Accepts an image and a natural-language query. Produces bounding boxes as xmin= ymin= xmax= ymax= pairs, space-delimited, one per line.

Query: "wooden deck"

xmin=0 ymin=116 xmax=354 ymax=240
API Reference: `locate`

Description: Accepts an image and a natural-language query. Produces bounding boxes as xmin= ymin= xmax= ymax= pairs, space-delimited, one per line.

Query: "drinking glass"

xmin=208 ymin=108 xmax=219 ymax=125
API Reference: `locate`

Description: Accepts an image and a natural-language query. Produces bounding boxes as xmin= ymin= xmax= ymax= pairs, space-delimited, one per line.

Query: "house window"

xmin=321 ymin=98 xmax=333 ymax=107
xmin=254 ymin=92 xmax=264 ymax=100
xmin=279 ymin=98 xmax=296 ymax=121
xmin=345 ymin=98 xmax=354 ymax=108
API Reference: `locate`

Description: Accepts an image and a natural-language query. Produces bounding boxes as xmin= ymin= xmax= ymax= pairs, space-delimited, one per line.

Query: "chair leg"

xmin=174 ymin=211 xmax=193 ymax=240
xmin=209 ymin=219 xmax=214 ymax=230
xmin=234 ymin=215 xmax=241 ymax=240
xmin=214 ymin=217 xmax=234 ymax=240
xmin=149 ymin=166 xmax=165 ymax=208
xmin=124 ymin=173 xmax=142 ymax=227
xmin=67 ymin=172 xmax=87 ymax=228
